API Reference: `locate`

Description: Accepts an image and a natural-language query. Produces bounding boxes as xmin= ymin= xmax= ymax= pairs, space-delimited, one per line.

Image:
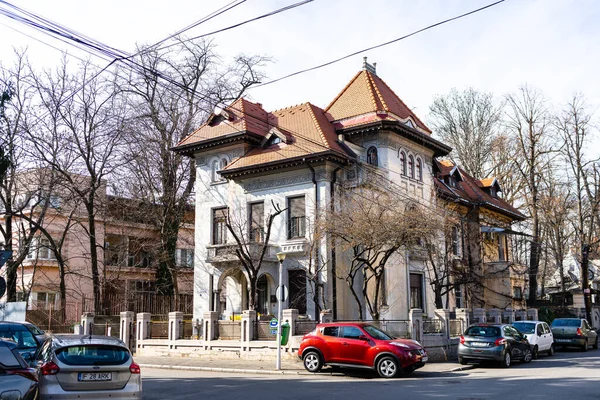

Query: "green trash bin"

xmin=281 ymin=320 xmax=290 ymax=346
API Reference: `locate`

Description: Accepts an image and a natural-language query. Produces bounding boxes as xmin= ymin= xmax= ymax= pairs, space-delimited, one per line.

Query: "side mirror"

xmin=358 ymin=335 xmax=369 ymax=341
xmin=537 ymin=332 xmax=542 ymax=337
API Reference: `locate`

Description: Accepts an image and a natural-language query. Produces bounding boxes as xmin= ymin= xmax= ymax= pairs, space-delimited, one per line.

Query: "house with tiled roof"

xmin=173 ymin=58 xmax=525 ymax=325
xmin=433 ymin=159 xmax=528 ymax=310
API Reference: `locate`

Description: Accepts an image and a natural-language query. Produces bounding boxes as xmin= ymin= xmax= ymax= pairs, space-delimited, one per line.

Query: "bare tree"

xmin=429 ymin=88 xmax=502 ymax=179
xmin=121 ymin=38 xmax=269 ymax=298
xmin=224 ymin=200 xmax=285 ymax=311
xmin=26 ymin=57 xmax=128 ymax=313
xmin=322 ymin=183 xmax=438 ymax=320
xmin=505 ymin=85 xmax=556 ymax=305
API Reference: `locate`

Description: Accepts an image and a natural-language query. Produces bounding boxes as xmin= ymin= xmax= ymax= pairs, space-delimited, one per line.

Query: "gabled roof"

xmin=222 ymin=103 xmax=352 ymax=175
xmin=434 ymin=160 xmax=525 ymax=221
xmin=175 ymin=98 xmax=269 ymax=150
xmin=325 ymin=70 xmax=431 ymax=133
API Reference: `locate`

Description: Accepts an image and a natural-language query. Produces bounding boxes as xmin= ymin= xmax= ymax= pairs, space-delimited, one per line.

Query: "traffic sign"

xmin=276 ymin=285 xmax=288 ymax=302
xmin=0 ymin=250 xmax=12 ymax=268
xmin=269 ymin=318 xmax=278 ymax=328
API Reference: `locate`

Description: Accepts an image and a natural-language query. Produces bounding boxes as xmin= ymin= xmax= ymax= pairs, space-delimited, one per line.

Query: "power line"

xmin=254 ymin=0 xmax=506 ymax=87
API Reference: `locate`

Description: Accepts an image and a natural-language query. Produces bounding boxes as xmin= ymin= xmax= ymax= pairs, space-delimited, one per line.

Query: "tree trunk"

xmin=86 ymin=203 xmax=102 ymax=313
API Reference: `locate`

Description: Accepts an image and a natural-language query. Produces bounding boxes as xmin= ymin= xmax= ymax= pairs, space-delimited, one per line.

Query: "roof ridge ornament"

xmin=362 ymin=56 xmax=377 ymax=75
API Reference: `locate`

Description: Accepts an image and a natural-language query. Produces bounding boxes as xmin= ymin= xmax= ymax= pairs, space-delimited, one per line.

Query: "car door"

xmin=539 ymin=323 xmax=553 ymax=351
xmin=320 ymin=326 xmax=343 ymax=363
xmin=339 ymin=326 xmax=371 ymax=366
xmin=583 ymin=320 xmax=597 ymax=344
xmin=505 ymin=326 xmax=527 ymax=358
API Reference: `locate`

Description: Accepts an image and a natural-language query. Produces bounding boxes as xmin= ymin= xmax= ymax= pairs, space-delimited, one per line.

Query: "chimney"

xmin=362 ymin=56 xmax=377 ymax=75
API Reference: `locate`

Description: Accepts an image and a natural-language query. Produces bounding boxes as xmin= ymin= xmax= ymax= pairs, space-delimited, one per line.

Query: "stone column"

xmin=516 ymin=310 xmax=527 ymax=321
xmin=81 ymin=313 xmax=94 ymax=335
xmin=527 ymin=308 xmax=538 ymax=321
xmin=168 ymin=311 xmax=183 ymax=341
xmin=203 ymin=311 xmax=217 ymax=341
xmin=503 ymin=308 xmax=515 ymax=324
xmin=241 ymin=310 xmax=256 ymax=342
xmin=192 ymin=318 xmax=202 ymax=340
xmin=409 ymin=309 xmax=424 ymax=342
xmin=488 ymin=308 xmax=502 ymax=324
xmin=136 ymin=313 xmax=151 ymax=342
xmin=320 ymin=309 xmax=333 ymax=323
xmin=455 ymin=308 xmax=469 ymax=332
xmin=119 ymin=311 xmax=134 ymax=349
xmin=283 ymin=309 xmax=299 ymax=337
xmin=473 ymin=308 xmax=486 ymax=324
xmin=434 ymin=309 xmax=450 ymax=339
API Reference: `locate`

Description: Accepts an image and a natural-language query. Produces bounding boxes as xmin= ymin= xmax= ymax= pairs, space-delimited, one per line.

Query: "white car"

xmin=513 ymin=321 xmax=554 ymax=359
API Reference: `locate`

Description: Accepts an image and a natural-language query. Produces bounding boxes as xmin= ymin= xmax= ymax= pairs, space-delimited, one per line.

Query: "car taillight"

xmin=577 ymin=328 xmax=583 ymax=336
xmin=40 ymin=361 xmax=60 ymax=375
xmin=8 ymin=368 xmax=38 ymax=382
xmin=129 ymin=361 xmax=141 ymax=374
xmin=459 ymin=336 xmax=465 ymax=344
xmin=494 ymin=338 xmax=507 ymax=346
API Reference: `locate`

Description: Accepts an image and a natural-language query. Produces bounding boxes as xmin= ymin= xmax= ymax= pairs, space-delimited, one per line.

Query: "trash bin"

xmin=281 ymin=320 xmax=290 ymax=346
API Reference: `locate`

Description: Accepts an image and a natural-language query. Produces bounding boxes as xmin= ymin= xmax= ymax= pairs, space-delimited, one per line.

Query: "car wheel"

xmin=547 ymin=344 xmax=555 ymax=356
xmin=501 ymin=350 xmax=511 ymax=368
xmin=376 ymin=356 xmax=400 ymax=378
xmin=303 ymin=351 xmax=323 ymax=373
xmin=593 ymin=337 xmax=598 ymax=350
xmin=458 ymin=356 xmax=468 ymax=365
xmin=582 ymin=340 xmax=589 ymax=352
xmin=522 ymin=348 xmax=532 ymax=363
xmin=532 ymin=345 xmax=539 ymax=360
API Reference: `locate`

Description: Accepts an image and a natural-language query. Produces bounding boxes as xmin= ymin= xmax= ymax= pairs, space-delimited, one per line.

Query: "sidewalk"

xmin=135 ymin=355 xmax=473 ymax=376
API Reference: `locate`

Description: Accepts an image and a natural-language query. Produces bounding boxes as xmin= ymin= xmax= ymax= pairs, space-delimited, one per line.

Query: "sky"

xmin=1 ymin=0 xmax=599 ymax=130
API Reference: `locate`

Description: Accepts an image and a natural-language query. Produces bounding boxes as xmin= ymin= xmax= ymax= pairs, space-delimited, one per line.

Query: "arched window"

xmin=408 ymin=155 xmax=414 ymax=178
xmin=416 ymin=158 xmax=423 ymax=181
xmin=400 ymin=151 xmax=406 ymax=175
xmin=367 ymin=146 xmax=378 ymax=166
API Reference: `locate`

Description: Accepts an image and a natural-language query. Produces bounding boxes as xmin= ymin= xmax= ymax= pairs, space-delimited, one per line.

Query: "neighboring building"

xmin=173 ymin=59 xmax=527 ymax=323
xmin=433 ymin=160 xmax=528 ymax=310
xmin=0 ymin=170 xmax=194 ymax=321
xmin=545 ymin=252 xmax=600 ymax=308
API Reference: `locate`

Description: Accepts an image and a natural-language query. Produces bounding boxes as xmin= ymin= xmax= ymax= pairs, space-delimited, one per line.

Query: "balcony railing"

xmin=206 ymin=243 xmax=280 ymax=263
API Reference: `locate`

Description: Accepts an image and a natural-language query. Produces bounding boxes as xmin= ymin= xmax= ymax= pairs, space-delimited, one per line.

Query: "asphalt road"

xmin=141 ymin=348 xmax=600 ymax=400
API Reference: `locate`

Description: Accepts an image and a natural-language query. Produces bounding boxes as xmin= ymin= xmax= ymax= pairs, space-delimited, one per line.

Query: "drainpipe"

xmin=307 ymin=163 xmax=320 ymax=320
xmin=330 ymin=166 xmax=342 ymax=320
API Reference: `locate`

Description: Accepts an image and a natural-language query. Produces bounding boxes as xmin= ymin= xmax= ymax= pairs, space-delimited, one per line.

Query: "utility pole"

xmin=581 ymin=244 xmax=592 ymax=324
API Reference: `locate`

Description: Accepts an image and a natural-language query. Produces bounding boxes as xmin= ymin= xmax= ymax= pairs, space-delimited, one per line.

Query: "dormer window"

xmin=367 ymin=146 xmax=378 ymax=166
xmin=268 ymin=136 xmax=282 ymax=146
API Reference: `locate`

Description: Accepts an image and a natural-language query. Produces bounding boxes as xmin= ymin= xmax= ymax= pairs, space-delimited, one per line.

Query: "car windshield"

xmin=513 ymin=322 xmax=536 ymax=334
xmin=0 ymin=327 xmax=37 ymax=349
xmin=363 ymin=325 xmax=393 ymax=340
xmin=465 ymin=326 xmax=500 ymax=337
xmin=551 ymin=319 xmax=581 ymax=327
xmin=56 ymin=345 xmax=130 ymax=366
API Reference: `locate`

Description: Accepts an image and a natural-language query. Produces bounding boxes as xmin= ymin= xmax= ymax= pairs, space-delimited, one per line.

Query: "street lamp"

xmin=275 ymin=251 xmax=286 ymax=371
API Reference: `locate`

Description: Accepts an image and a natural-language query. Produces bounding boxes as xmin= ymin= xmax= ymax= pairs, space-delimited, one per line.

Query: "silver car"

xmin=0 ymin=339 xmax=39 ymax=400
xmin=35 ymin=334 xmax=142 ymax=399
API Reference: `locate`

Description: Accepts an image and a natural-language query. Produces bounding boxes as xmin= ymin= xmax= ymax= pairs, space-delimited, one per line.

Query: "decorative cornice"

xmin=244 ymin=174 xmax=313 ymax=192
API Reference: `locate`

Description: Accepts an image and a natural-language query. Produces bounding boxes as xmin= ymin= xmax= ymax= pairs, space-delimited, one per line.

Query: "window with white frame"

xmin=408 ymin=155 xmax=415 ymax=179
xmin=399 ymin=151 xmax=407 ymax=175
xmin=416 ymin=158 xmax=423 ymax=181
xmin=34 ymin=292 xmax=56 ymax=309
xmin=451 ymin=225 xmax=461 ymax=256
xmin=211 ymin=158 xmax=228 ymax=182
xmin=410 ymin=273 xmax=424 ymax=309
xmin=27 ymin=238 xmax=57 ymax=261
xmin=212 ymin=207 xmax=228 ymax=245
xmin=249 ymin=202 xmax=265 ymax=243
xmin=366 ymin=146 xmax=378 ymax=166
xmin=175 ymin=248 xmax=194 ymax=268
xmin=287 ymin=196 xmax=306 ymax=239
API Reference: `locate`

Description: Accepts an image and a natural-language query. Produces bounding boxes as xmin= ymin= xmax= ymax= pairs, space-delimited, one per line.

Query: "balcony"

xmin=206 ymin=243 xmax=281 ymax=263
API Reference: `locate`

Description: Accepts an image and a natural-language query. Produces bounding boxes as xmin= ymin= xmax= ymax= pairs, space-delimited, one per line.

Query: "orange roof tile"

xmin=222 ymin=103 xmax=351 ymax=172
xmin=477 ymin=178 xmax=496 ymax=188
xmin=325 ymin=70 xmax=431 ymax=133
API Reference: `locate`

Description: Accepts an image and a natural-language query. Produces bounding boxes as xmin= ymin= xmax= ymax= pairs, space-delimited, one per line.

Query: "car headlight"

xmin=391 ymin=341 xmax=410 ymax=348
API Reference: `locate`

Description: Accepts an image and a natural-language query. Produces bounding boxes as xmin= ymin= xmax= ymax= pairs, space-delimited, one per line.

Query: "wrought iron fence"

xmin=423 ymin=318 xmax=444 ymax=334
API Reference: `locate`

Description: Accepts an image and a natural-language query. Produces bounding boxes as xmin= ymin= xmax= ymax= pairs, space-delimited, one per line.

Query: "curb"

xmin=138 ymin=364 xmax=306 ymax=375
xmin=139 ymin=363 xmax=473 ymax=375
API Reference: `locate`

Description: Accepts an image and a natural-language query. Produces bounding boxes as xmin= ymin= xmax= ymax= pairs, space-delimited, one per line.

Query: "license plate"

xmin=421 ymin=356 xmax=428 ymax=362
xmin=470 ymin=342 xmax=489 ymax=347
xmin=555 ymin=339 xmax=570 ymax=343
xmin=78 ymin=372 xmax=112 ymax=381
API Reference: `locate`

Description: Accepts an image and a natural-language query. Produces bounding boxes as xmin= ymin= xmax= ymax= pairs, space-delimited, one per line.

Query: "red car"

xmin=298 ymin=322 xmax=428 ymax=378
